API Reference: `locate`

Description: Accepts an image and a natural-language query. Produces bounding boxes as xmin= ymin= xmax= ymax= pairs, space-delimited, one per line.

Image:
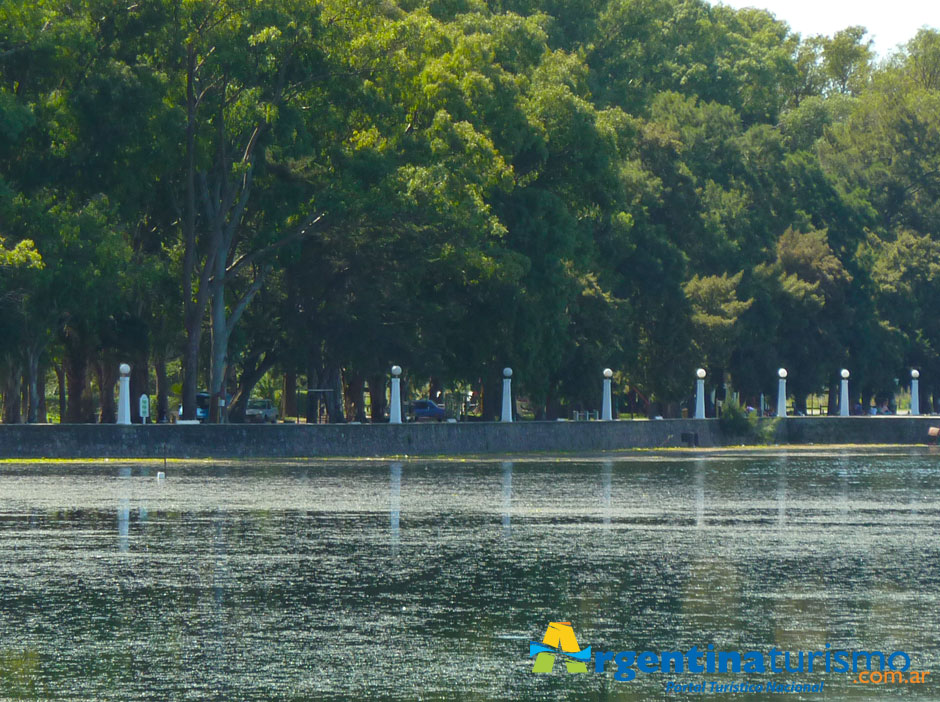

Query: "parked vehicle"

xmin=179 ymin=392 xmax=231 ymax=422
xmin=411 ymin=399 xmax=446 ymax=421
xmin=179 ymin=392 xmax=211 ymax=422
xmin=246 ymin=398 xmax=278 ymax=423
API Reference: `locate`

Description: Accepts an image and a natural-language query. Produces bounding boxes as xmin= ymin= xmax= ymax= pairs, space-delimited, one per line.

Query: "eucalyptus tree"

xmin=142 ymin=0 xmax=332 ymax=421
xmin=820 ymin=26 xmax=873 ymax=96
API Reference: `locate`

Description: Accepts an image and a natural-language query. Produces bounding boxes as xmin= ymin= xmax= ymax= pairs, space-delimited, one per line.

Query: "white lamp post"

xmin=776 ymin=368 xmax=788 ymax=418
xmin=840 ymin=369 xmax=850 ymax=417
xmin=501 ymin=368 xmax=513 ymax=423
xmin=117 ymin=363 xmax=131 ymax=425
xmin=602 ymin=368 xmax=613 ymax=421
xmin=390 ymin=365 xmax=402 ymax=424
xmin=695 ymin=368 xmax=706 ymax=419
xmin=911 ymin=369 xmax=920 ymax=416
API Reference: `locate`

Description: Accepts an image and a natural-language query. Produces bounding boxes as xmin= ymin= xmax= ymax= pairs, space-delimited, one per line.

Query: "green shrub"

xmin=748 ymin=414 xmax=781 ymax=444
xmin=719 ymin=400 xmax=781 ymax=443
xmin=718 ymin=400 xmax=750 ymax=436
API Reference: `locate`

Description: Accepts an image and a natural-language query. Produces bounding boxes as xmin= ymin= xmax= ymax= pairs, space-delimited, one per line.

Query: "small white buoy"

xmin=156 ymin=471 xmax=166 ymax=481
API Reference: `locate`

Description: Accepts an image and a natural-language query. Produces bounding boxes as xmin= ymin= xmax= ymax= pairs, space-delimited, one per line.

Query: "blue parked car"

xmin=411 ymin=399 xmax=446 ymax=421
xmin=178 ymin=392 xmax=210 ymax=422
xmin=179 ymin=392 xmax=230 ymax=422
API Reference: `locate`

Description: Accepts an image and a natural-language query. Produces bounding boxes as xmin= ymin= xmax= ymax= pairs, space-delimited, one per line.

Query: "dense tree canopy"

xmin=1 ymin=0 xmax=939 ymax=422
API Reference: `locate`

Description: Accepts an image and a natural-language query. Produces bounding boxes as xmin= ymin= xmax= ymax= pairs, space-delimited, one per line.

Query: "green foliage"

xmin=0 ymin=0 xmax=938 ymax=423
xmin=718 ymin=399 xmax=749 ymax=436
xmin=685 ymin=272 xmax=752 ymax=369
xmin=748 ymin=414 xmax=780 ymax=444
xmin=719 ymin=399 xmax=779 ymax=443
xmin=821 ymin=26 xmax=873 ymax=95
xmin=0 ymin=236 xmax=41 ymax=269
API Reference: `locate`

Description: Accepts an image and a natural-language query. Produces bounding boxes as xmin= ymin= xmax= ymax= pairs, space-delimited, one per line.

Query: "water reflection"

xmin=390 ymin=461 xmax=401 ymax=555
xmin=501 ymin=461 xmax=512 ymax=537
xmin=138 ymin=466 xmax=149 ymax=523
xmin=694 ymin=458 xmax=705 ymax=529
xmin=838 ymin=453 xmax=850 ymax=518
xmin=0 ymin=452 xmax=936 ymax=701
xmin=601 ymin=461 xmax=612 ymax=528
xmin=211 ymin=508 xmax=230 ymax=700
xmin=117 ymin=466 xmax=130 ymax=552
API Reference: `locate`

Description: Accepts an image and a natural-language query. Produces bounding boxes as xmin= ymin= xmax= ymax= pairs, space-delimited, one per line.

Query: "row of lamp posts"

xmin=113 ymin=361 xmax=924 ymax=425
xmin=695 ymin=367 xmax=922 ymax=418
xmin=115 ymin=361 xmax=519 ymax=425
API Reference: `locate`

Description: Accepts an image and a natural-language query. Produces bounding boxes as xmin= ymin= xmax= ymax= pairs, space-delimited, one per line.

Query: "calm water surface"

xmin=0 ymin=451 xmax=938 ymax=700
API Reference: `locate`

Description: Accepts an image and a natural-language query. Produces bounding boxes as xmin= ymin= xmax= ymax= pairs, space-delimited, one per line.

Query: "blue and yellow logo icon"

xmin=530 ymin=622 xmax=592 ymax=673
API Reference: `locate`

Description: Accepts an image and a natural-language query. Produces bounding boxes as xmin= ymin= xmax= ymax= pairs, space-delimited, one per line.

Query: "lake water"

xmin=0 ymin=450 xmax=938 ymax=700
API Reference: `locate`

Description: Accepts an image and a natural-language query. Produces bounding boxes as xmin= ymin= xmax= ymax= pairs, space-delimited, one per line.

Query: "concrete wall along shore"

xmin=1 ymin=416 xmax=939 ymax=459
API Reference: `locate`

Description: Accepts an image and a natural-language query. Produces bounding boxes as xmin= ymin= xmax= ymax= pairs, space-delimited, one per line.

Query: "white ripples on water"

xmin=0 ymin=451 xmax=938 ymax=700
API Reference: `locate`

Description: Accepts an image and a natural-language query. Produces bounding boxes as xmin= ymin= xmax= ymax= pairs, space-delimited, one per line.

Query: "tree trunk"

xmin=325 ymin=365 xmax=345 ymax=423
xmin=2 ymin=365 xmax=23 ymax=424
xmin=206 ymin=249 xmax=266 ymax=423
xmin=181 ymin=44 xmax=201 ymax=423
xmin=208 ymin=265 xmax=228 ymax=424
xmin=64 ymin=344 xmax=94 ymax=423
xmin=154 ymin=353 xmax=169 ymax=422
xmin=229 ymin=352 xmax=276 ymax=423
xmin=794 ymin=392 xmax=808 ymax=415
xmin=534 ymin=400 xmax=548 ymax=420
xmin=369 ymin=374 xmax=387 ymax=422
xmin=223 ymin=359 xmax=237 ymax=423
xmin=96 ymin=360 xmax=118 ymax=424
xmin=25 ymin=350 xmax=40 ymax=423
xmin=282 ymin=371 xmax=297 ymax=419
xmin=343 ymin=375 xmax=354 ymax=420
xmin=827 ymin=382 xmax=838 ymax=416
xmin=181 ymin=329 xmax=201 ymax=421
xmin=345 ymin=373 xmax=367 ymax=422
xmin=130 ymin=353 xmax=149 ymax=423
xmin=55 ymin=364 xmax=66 ymax=423
xmin=482 ymin=373 xmax=501 ymax=421
xmin=37 ymin=367 xmax=47 ymax=423
xmin=305 ymin=365 xmax=321 ymax=424
xmin=546 ymin=389 xmax=565 ymax=420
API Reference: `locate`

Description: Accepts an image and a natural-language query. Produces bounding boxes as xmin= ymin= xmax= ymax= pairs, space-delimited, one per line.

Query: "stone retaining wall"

xmin=1 ymin=416 xmax=937 ymax=459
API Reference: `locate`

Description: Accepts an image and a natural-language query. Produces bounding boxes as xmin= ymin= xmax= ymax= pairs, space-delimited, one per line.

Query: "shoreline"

xmin=1 ymin=417 xmax=938 ymax=460
xmin=0 ymin=444 xmax=934 ymax=467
